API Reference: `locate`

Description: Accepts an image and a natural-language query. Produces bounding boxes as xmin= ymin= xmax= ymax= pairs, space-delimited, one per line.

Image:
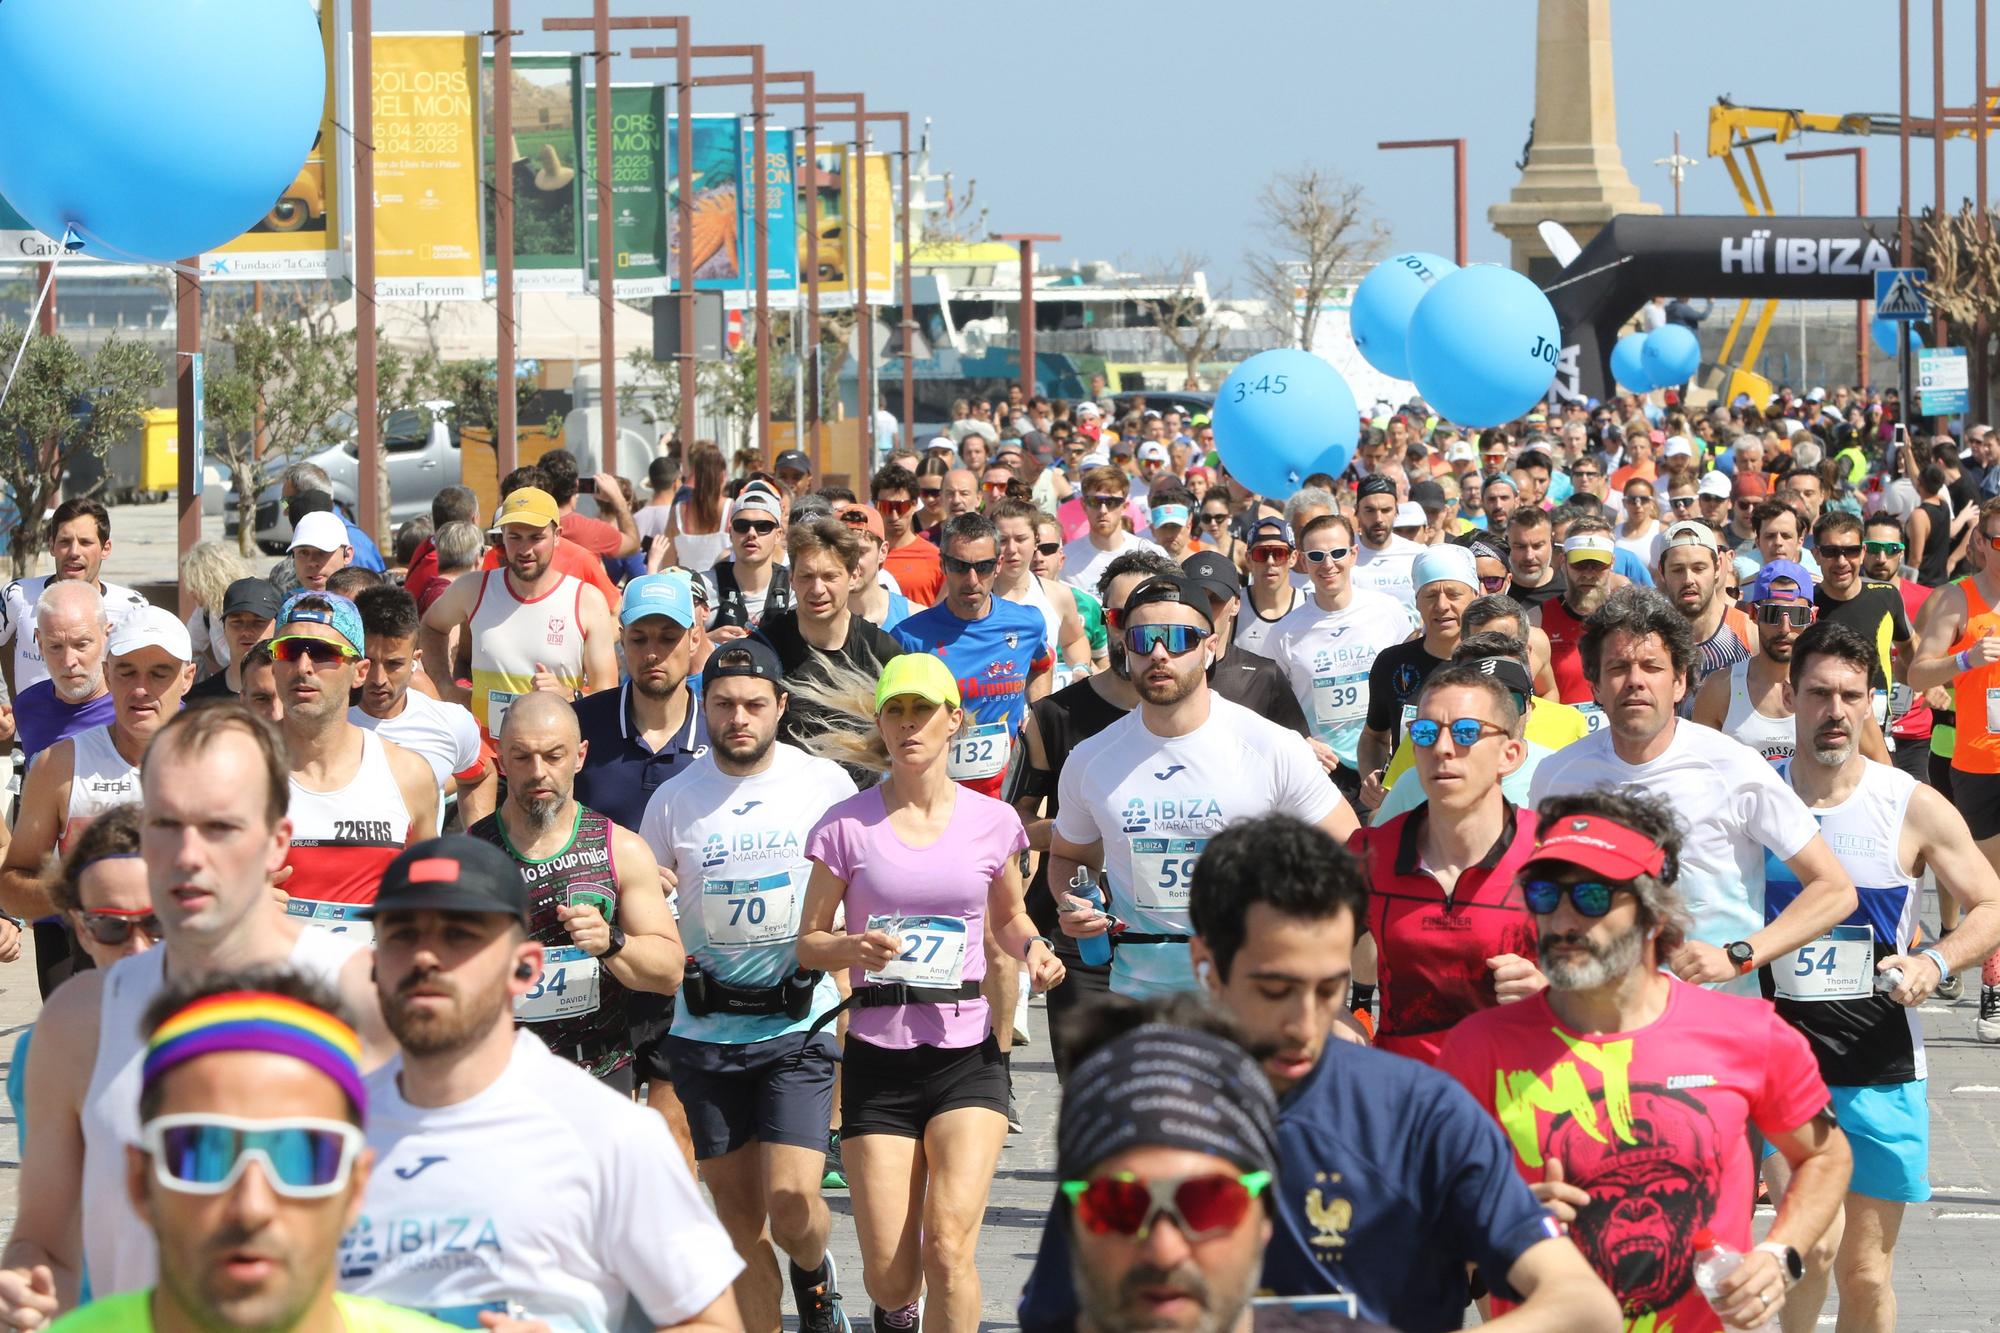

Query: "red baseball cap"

xmin=1523 ymin=813 xmax=1666 ymax=882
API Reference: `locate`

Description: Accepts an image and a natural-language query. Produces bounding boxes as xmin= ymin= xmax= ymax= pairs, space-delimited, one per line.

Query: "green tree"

xmin=205 ymin=313 xmax=354 ymax=556
xmin=0 ymin=328 xmax=163 ymax=578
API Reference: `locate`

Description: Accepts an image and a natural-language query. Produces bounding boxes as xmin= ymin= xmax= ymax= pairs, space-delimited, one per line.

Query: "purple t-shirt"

xmin=807 ymin=783 xmax=1028 ymax=1050
xmin=14 ymin=679 xmax=115 ymax=769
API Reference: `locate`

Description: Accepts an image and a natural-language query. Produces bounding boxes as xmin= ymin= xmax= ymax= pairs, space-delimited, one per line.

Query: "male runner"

xmin=1179 ymin=550 xmax=1313 ymax=743
xmin=0 ymin=498 xmax=147 ymax=697
xmin=272 ymin=592 xmax=436 ymax=915
xmin=642 ymin=641 xmax=857 ymax=1333
xmin=755 ymin=519 xmax=904 ymax=755
xmin=1811 ymin=509 xmax=1913 ymax=739
xmin=1861 ymin=512 xmax=1938 ymax=789
xmin=1357 ymin=544 xmax=1480 ymax=802
xmin=1691 ymin=560 xmax=1817 ymax=764
xmin=1233 ymin=516 xmax=1304 ymax=656
xmin=1505 ymin=508 xmax=1567 ymax=613
xmin=468 ymin=692 xmax=682 ymax=1089
xmin=1351 ymin=474 xmax=1422 ymax=608
xmin=1051 ymin=573 xmax=1356 ymax=998
xmin=1062 ymin=464 xmax=1163 ymax=593
xmin=285 ymin=511 xmax=353 ymax=594
xmin=349 ymin=835 xmax=743 ymax=1329
xmin=574 ymin=571 xmax=710 ymax=833
xmin=348 ymin=587 xmax=486 ymax=807
xmin=1440 ymin=791 xmax=1853 ymax=1333
xmin=869 ymin=464 xmax=943 ymax=606
xmin=1530 ymin=586 xmax=1858 ymax=993
xmin=185 ymin=578 xmax=281 ymax=703
xmin=1657 ymin=519 xmax=1754 ymax=690
xmin=1529 ymin=515 xmax=1622 ymax=733
xmin=707 ymin=484 xmax=794 ymax=634
xmin=11 ymin=581 xmax=113 ymax=767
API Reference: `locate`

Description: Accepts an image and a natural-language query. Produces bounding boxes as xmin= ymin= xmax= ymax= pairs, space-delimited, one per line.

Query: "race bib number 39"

xmin=515 ymin=945 xmax=602 ymax=1022
xmin=865 ymin=913 xmax=968 ymax=987
xmin=285 ymin=898 xmax=374 ymax=947
xmin=947 ymin=720 xmax=1010 ymax=782
xmin=701 ymin=873 xmax=798 ymax=946
xmin=1774 ymin=924 xmax=1874 ymax=1001
xmin=1130 ymin=836 xmax=1205 ymax=911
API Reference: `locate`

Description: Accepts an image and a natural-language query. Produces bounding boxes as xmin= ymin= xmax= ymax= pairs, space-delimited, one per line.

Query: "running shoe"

xmin=873 ymin=1301 xmax=920 ymax=1332
xmin=1007 ymin=1089 xmax=1024 ymax=1134
xmin=1938 ymin=972 xmax=1964 ymax=1002
xmin=792 ymin=1253 xmax=851 ymax=1333
xmin=1979 ymin=985 xmax=2000 ymax=1044
xmin=822 ymin=1129 xmax=847 ymax=1190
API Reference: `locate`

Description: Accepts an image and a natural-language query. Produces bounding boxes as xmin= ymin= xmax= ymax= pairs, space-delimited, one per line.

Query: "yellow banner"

xmin=372 ymin=34 xmax=485 ymax=301
xmin=853 ymin=150 xmax=894 ymax=304
xmin=203 ymin=0 xmax=343 ymax=280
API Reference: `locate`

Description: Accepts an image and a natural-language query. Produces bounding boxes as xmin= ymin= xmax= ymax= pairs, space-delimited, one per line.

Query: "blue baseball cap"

xmin=275 ymin=590 xmax=364 ymax=655
xmin=620 ymin=572 xmax=696 ymax=628
xmin=1747 ymin=559 xmax=1815 ymax=603
xmin=1247 ymin=516 xmax=1293 ymax=548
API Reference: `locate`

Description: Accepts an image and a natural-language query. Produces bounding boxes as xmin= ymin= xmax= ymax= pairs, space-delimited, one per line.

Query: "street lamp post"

xmin=1377 ymin=138 xmax=1467 ymax=267
xmin=993 ymin=233 xmax=1057 ymax=401
xmin=1785 ymin=147 xmax=1869 ymax=391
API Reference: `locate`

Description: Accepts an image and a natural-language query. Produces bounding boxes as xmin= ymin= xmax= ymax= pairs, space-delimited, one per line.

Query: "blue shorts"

xmin=1831 ymin=1081 xmax=1930 ymax=1203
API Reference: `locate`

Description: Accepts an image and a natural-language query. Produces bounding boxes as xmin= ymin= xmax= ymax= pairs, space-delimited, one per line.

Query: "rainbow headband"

xmin=143 ymin=991 xmax=367 ymax=1118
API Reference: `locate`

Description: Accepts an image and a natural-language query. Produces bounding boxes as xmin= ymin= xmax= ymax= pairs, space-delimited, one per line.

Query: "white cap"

xmin=1806 ymin=386 xmax=1826 ymax=402
xmin=1394 ymin=501 xmax=1426 ymax=528
xmin=1074 ymin=401 xmax=1102 ymax=419
xmin=1697 ymin=471 xmax=1733 ymax=499
xmin=1445 ymin=441 xmax=1477 ymax=463
xmin=1080 ymin=449 xmax=1111 ymax=468
xmin=108 ymin=603 xmax=193 ymax=662
xmin=288 ymin=510 xmax=349 ymax=553
xmin=1137 ymin=442 xmax=1170 ymax=463
xmin=1661 ymin=436 xmax=1694 ymax=459
xmin=925 ymin=435 xmax=956 ymax=453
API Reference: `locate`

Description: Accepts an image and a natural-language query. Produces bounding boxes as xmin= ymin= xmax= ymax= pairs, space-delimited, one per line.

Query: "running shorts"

xmin=1831 ymin=1080 xmax=1931 ymax=1203
xmin=1952 ymin=768 xmax=2000 ymax=841
xmin=840 ymin=1034 xmax=1010 ymax=1139
xmin=659 ymin=1030 xmax=840 ymax=1160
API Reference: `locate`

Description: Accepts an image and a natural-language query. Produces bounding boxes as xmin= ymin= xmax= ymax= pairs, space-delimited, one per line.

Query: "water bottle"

xmin=1691 ymin=1230 xmax=1779 ymax=1332
xmin=1067 ymin=867 xmax=1114 ymax=967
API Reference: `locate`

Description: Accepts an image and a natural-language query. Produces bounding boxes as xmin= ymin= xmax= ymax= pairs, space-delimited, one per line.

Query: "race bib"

xmin=1129 ymin=836 xmax=1206 ymax=911
xmin=1310 ymin=671 xmax=1368 ymax=752
xmin=284 ymin=898 xmax=374 ymax=947
xmin=865 ymin=913 xmax=967 ymax=987
xmin=1870 ymin=688 xmax=1890 ymax=728
xmin=947 ymin=720 xmax=1010 ymax=781
xmin=1575 ymin=702 xmax=1610 ymax=735
xmin=487 ymin=688 xmax=522 ymax=736
xmin=1986 ymin=685 xmax=2000 ymax=735
xmin=700 ymin=872 xmax=798 ymax=947
xmin=1774 ymin=924 xmax=1874 ymax=1001
xmin=515 ymin=945 xmax=602 ymax=1022
xmin=1888 ymin=681 xmax=1915 ymax=722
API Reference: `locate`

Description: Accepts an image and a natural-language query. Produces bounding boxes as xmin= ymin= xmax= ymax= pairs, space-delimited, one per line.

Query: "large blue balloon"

xmin=0 ymin=0 xmax=325 ymax=265
xmin=1871 ymin=317 xmax=1922 ymax=357
xmin=1641 ymin=324 xmax=1701 ymax=386
xmin=1212 ymin=350 xmax=1359 ymax=498
xmin=1609 ymin=333 xmax=1654 ymax=393
xmin=1405 ymin=266 xmax=1560 ymax=427
xmin=1350 ymin=252 xmax=1458 ymax=380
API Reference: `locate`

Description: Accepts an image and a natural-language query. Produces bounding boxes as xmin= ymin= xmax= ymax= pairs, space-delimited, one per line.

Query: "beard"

xmin=1568 ymin=578 xmax=1611 ymax=616
xmin=518 ymin=790 xmax=569 ymax=834
xmin=382 ymin=965 xmax=513 ymax=1057
xmin=1075 ymin=1256 xmax=1254 ymax=1333
xmin=1809 ymin=725 xmax=1857 ymax=767
xmin=1133 ymin=657 xmax=1204 ymax=706
xmin=716 ymin=729 xmax=776 ymax=767
xmin=1540 ymin=919 xmax=1646 ymax=990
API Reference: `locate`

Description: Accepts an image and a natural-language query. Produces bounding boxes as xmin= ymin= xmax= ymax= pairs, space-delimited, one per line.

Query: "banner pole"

xmin=492 ymin=0 xmax=518 ymax=477
xmin=353 ymin=0 xmax=380 ymax=545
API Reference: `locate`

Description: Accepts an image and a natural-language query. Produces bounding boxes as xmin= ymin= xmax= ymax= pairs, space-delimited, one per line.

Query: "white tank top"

xmin=1722 ymin=659 xmax=1795 ymax=763
xmin=671 ymin=500 xmax=731 ymax=574
xmin=285 ymin=729 xmax=413 ymax=905
xmin=79 ymin=929 xmax=363 ymax=1296
xmin=466 ymin=568 xmax=587 ymax=737
xmin=61 ymin=725 xmax=140 ymax=853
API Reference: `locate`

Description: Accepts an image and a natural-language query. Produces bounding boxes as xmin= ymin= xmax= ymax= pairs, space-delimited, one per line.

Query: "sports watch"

xmin=1753 ymin=1241 xmax=1805 ymax=1286
xmin=1724 ymin=941 xmax=1756 ymax=975
xmin=599 ymin=924 xmax=627 ymax=960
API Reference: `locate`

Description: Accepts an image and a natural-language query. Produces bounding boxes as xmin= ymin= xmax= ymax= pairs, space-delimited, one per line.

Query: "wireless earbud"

xmin=1196 ymin=959 xmax=1214 ymax=986
xmin=516 ymin=961 xmax=535 ymax=981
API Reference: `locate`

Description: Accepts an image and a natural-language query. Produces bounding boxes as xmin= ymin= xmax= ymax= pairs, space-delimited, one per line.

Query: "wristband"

xmin=1918 ymin=946 xmax=1951 ymax=982
xmin=1024 ymin=934 xmax=1055 ymax=960
xmin=1957 ymin=649 xmax=1974 ymax=674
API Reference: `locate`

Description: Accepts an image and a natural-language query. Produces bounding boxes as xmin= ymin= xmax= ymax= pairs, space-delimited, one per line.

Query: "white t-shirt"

xmin=1263 ymin=586 xmax=1410 ymax=766
xmin=1062 ymin=530 xmax=1165 ymax=597
xmin=0 ymin=575 xmax=148 ymax=693
xmin=1614 ymin=520 xmax=1660 ymax=573
xmin=636 ymin=503 xmax=675 ymax=545
xmin=641 ymin=743 xmax=856 ymax=1045
xmin=350 ymin=689 xmax=481 ymax=791
xmin=1351 ymin=537 xmax=1423 ymax=610
xmin=1054 ymin=694 xmax=1341 ymax=998
xmin=1234 ymin=585 xmax=1303 ymax=657
xmin=1527 ymin=719 xmax=1821 ymax=964
xmin=345 ymin=1030 xmax=743 ymax=1329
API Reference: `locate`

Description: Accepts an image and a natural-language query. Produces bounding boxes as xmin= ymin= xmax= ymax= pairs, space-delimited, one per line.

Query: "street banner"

xmin=858 ymin=150 xmax=894 ymax=304
xmin=205 ymin=0 xmax=344 ymax=280
xmin=583 ymin=84 xmax=669 ymax=298
xmin=0 ymin=196 xmax=66 ymax=263
xmin=796 ymin=142 xmax=844 ymax=303
xmin=482 ymin=53 xmax=586 ymax=293
xmin=738 ymin=123 xmax=798 ymax=295
xmin=1918 ymin=346 xmax=1969 ymax=416
xmin=666 ymin=113 xmax=744 ymax=292
xmin=372 ymin=33 xmax=485 ymax=301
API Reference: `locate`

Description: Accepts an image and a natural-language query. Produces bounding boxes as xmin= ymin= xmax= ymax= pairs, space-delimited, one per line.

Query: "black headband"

xmin=1057 ymin=1024 xmax=1279 ymax=1181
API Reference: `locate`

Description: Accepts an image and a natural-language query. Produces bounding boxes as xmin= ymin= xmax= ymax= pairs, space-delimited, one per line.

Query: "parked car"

xmin=227 ymin=402 xmax=458 ymax=554
xmin=1108 ymin=390 xmax=1215 ymax=421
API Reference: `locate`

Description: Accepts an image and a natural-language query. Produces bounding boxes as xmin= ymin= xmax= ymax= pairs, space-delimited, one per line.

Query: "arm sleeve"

xmin=606 ymin=1111 xmax=746 ymax=1323
xmin=1364 ymin=651 xmax=1399 ymax=733
xmin=1422 ymin=1073 xmax=1563 ymax=1304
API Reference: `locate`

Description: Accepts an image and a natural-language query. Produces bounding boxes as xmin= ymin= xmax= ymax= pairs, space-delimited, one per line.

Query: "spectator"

xmin=399 ymin=484 xmax=479 ymax=595
xmin=177 ymin=541 xmax=252 ymax=678
xmin=537 ymin=445 xmax=640 ymax=560
xmin=279 ymin=460 xmax=385 ymax=572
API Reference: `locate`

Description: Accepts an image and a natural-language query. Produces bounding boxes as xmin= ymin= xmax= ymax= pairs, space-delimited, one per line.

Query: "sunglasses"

xmin=1669 ymin=496 xmax=1696 ymax=510
xmin=984 ymin=482 xmax=1011 ymax=495
xmin=1248 ymin=545 xmax=1293 ymax=564
xmin=141 ymin=1114 xmax=364 ymax=1200
xmin=1816 ymin=543 xmax=1862 ymax=560
xmin=270 ymin=637 xmax=359 ymax=667
xmin=1036 ymin=541 xmax=1063 ymax=556
xmin=1063 ymin=1171 xmax=1272 ymax=1240
xmin=1522 ymin=878 xmax=1629 ymax=917
xmin=1478 ymin=574 xmax=1508 ymax=593
xmin=1986 ymin=533 xmax=2000 ymax=553
xmin=877 ymin=498 xmax=914 ymax=517
xmin=1409 ymin=717 xmax=1506 ymax=748
xmin=1755 ymin=601 xmax=1815 ymax=628
xmin=1571 ymin=469 xmax=1600 ymax=480
xmin=1301 ymin=547 xmax=1352 ymax=564
xmin=918 ymin=487 xmax=944 ymax=500
xmin=79 ymin=908 xmax=163 ymax=946
xmin=942 ymin=554 xmax=999 ymax=577
xmin=838 ymin=509 xmax=871 ymax=527
xmin=1864 ymin=539 xmax=1905 ymax=555
xmin=1626 ymin=494 xmax=1655 ymax=505
xmin=1199 ymin=512 xmax=1230 ymax=526
xmin=1085 ymin=493 xmax=1127 ymax=509
xmin=1123 ymin=623 xmax=1211 ymax=656
xmin=732 ymin=519 xmax=778 ymax=536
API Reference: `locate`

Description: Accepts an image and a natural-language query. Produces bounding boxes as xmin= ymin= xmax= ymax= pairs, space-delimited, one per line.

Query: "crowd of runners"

xmin=0 ymin=378 xmax=1988 ymax=1331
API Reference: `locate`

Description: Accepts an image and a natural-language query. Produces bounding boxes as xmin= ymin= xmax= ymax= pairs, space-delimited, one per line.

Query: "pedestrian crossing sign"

xmin=1875 ymin=268 xmax=1929 ymax=321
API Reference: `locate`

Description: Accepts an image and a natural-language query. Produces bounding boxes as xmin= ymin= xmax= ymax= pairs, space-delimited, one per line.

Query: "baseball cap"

xmin=495 ymin=487 xmax=560 ymax=529
xmin=1445 ymin=441 xmax=1478 ymax=463
xmin=1697 ymin=471 xmax=1734 ymax=499
xmin=107 ymin=603 xmax=194 ymax=662
xmin=1151 ymin=502 xmax=1191 ymax=530
xmin=1394 ymin=501 xmax=1426 ymax=529
xmin=1107 ymin=438 xmax=1135 ymax=457
xmin=874 ymin=652 xmax=960 ymax=712
xmin=1412 ymin=543 xmax=1478 ymax=591
xmin=838 ymin=502 xmax=886 ymax=542
xmin=1807 ymin=386 xmax=1826 ymax=402
xmin=773 ymin=449 xmax=812 ymax=475
xmin=1122 ymin=572 xmax=1214 ymax=626
xmin=1732 ymin=473 xmax=1771 ymax=500
xmin=1074 ymin=401 xmax=1103 ymax=419
xmin=925 ymin=436 xmax=956 ymax=453
xmin=1409 ymin=480 xmax=1449 ymax=511
xmin=274 ymin=589 xmax=364 ymax=655
xmin=362 ymin=835 xmax=530 ymax=925
xmin=994 ymin=440 xmax=1025 ymax=460
xmin=1523 ymin=812 xmax=1668 ymax=883
xmin=221 ymin=577 xmax=282 ymax=621
xmin=1748 ymin=559 xmax=1815 ymax=602
xmin=1247 ymin=516 xmax=1293 ymax=548
xmin=1137 ymin=442 xmax=1170 ymax=464
xmin=288 ymin=510 xmax=349 ymax=553
xmin=733 ymin=486 xmax=783 ymax=521
xmin=1180 ymin=550 xmax=1241 ymax=602
xmin=657 ymin=565 xmax=712 ymax=607
xmin=619 ymin=572 xmax=695 ymax=629
xmin=702 ymin=639 xmax=785 ymax=694
xmin=1561 ymin=533 xmax=1617 ymax=565
xmin=1080 ymin=450 xmax=1111 ymax=468
xmin=1659 ymin=519 xmax=1718 ymax=555
xmin=1661 ymin=436 xmax=1694 ymax=459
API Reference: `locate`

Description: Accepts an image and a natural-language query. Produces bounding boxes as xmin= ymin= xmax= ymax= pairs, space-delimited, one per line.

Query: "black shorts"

xmin=629 ymin=991 xmax=677 ymax=1082
xmin=1953 ymin=768 xmax=2000 ymax=841
xmin=1890 ymin=736 xmax=1930 ymax=787
xmin=660 ymin=1030 xmax=840 ymax=1160
xmin=840 ymin=1034 xmax=1009 ymax=1139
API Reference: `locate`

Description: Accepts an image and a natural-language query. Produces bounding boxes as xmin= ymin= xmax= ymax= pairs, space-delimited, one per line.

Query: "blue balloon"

xmin=1641 ymin=324 xmax=1701 ymax=386
xmin=1871 ymin=318 xmax=1921 ymax=357
xmin=1405 ymin=266 xmax=1560 ymax=427
xmin=0 ymin=0 xmax=325 ymax=265
xmin=1212 ymin=349 xmax=1359 ymax=498
xmin=1350 ymin=252 xmax=1458 ymax=380
xmin=1609 ymin=333 xmax=1654 ymax=393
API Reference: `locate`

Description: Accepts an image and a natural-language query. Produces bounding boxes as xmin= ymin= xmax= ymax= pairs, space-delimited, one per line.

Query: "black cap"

xmin=702 ymin=638 xmax=787 ymax=693
xmin=221 ymin=577 xmax=282 ymax=620
xmin=1180 ymin=550 xmax=1240 ymax=603
xmin=1356 ymin=474 xmax=1397 ymax=500
xmin=1122 ymin=572 xmax=1214 ymax=626
xmin=361 ymin=835 xmax=529 ymax=925
xmin=774 ymin=449 xmax=812 ymax=475
xmin=1408 ymin=479 xmax=1448 ymax=510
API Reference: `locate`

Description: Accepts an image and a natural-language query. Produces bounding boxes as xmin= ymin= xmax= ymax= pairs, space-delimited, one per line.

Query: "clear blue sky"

xmin=398 ymin=0 xmax=1989 ymax=288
